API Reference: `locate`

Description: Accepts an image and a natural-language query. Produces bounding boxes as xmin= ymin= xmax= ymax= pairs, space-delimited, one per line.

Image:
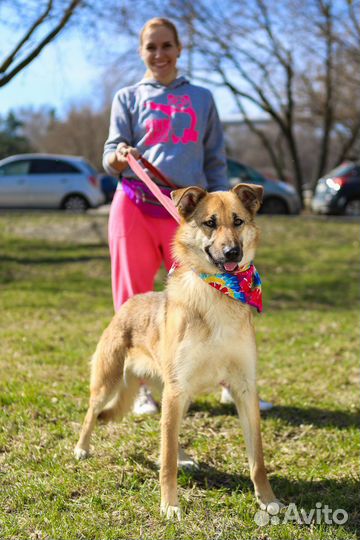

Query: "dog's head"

xmin=171 ymin=184 xmax=263 ymax=274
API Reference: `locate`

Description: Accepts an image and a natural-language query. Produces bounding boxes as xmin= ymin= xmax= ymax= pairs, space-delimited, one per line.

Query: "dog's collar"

xmin=198 ymin=263 xmax=263 ymax=312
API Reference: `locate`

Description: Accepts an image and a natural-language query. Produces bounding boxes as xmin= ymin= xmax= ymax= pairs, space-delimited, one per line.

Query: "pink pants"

xmin=108 ymin=190 xmax=178 ymax=311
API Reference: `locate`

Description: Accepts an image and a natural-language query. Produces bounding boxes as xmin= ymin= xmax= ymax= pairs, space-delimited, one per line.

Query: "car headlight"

xmin=325 ymin=178 xmax=342 ymax=192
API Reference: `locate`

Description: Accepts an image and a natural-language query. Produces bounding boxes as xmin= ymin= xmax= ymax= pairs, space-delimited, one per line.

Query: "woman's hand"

xmin=115 ymin=144 xmax=141 ymax=162
xmin=107 ymin=144 xmax=141 ymax=173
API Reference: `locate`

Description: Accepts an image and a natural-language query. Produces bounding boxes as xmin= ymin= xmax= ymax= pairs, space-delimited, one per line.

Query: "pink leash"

xmin=127 ymin=154 xmax=181 ymax=224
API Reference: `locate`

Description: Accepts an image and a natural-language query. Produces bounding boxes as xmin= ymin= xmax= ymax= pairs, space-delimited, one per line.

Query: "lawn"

xmin=0 ymin=212 xmax=359 ymax=540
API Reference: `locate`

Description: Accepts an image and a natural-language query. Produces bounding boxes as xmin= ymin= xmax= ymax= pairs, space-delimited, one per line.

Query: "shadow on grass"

xmin=189 ymin=402 xmax=360 ymax=430
xmin=191 ymin=468 xmax=359 ymax=534
xmin=266 ymin=405 xmax=360 ymax=430
xmin=129 ymin=452 xmax=359 ymax=534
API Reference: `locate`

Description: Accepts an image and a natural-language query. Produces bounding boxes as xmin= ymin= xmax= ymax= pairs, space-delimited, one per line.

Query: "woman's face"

xmin=140 ymin=25 xmax=181 ymax=85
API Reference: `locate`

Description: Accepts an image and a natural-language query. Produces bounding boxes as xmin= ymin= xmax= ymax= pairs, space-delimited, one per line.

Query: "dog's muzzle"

xmin=205 ymin=244 xmax=243 ymax=272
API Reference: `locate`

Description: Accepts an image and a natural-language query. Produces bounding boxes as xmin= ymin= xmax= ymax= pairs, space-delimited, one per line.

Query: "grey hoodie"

xmin=103 ymin=76 xmax=229 ymax=191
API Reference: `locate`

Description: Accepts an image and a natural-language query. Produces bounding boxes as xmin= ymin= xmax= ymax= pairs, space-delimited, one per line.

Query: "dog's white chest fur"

xmin=170 ymin=271 xmax=257 ymax=396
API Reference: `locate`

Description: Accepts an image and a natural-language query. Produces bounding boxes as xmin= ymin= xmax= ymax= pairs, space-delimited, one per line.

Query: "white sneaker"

xmin=259 ymin=399 xmax=273 ymax=411
xmin=220 ymin=386 xmax=234 ymax=404
xmin=220 ymin=387 xmax=273 ymax=411
xmin=133 ymin=386 xmax=159 ymax=415
xmin=178 ymin=446 xmax=199 ymax=469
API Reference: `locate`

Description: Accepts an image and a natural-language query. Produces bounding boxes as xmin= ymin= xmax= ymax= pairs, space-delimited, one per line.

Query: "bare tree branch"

xmin=335 ymin=118 xmax=360 ymax=163
xmin=0 ymin=0 xmax=82 ymax=88
xmin=232 ymin=90 xmax=288 ymax=182
xmin=0 ymin=1 xmax=53 ymax=74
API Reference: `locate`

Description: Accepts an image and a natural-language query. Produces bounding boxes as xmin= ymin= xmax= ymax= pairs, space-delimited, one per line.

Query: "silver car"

xmin=0 ymin=154 xmax=105 ymax=211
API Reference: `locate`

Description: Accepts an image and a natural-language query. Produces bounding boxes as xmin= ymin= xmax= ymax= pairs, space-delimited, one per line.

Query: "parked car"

xmin=0 ymin=154 xmax=105 ymax=211
xmin=312 ymin=161 xmax=360 ymax=216
xmin=227 ymin=159 xmax=301 ymax=214
xmin=99 ymin=174 xmax=118 ymax=203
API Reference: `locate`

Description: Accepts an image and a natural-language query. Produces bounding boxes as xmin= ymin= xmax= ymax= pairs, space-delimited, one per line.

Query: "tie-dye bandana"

xmin=199 ymin=263 xmax=263 ymax=312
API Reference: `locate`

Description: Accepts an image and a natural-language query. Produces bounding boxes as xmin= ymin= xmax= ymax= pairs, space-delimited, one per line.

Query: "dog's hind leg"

xmin=74 ymin=335 xmax=133 ymax=459
xmin=74 ymin=372 xmax=140 ymax=460
xmin=74 ymin=385 xmax=112 ymax=460
xmin=231 ymin=381 xmax=278 ymax=509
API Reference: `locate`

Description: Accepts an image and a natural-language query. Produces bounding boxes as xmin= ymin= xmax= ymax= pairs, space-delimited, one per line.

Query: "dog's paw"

xmin=74 ymin=447 xmax=89 ymax=460
xmin=160 ymin=503 xmax=181 ymax=521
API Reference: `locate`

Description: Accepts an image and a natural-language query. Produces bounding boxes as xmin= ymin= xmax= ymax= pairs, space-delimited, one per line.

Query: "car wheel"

xmin=62 ymin=195 xmax=89 ymax=213
xmin=344 ymin=199 xmax=360 ymax=216
xmin=260 ymin=197 xmax=288 ymax=214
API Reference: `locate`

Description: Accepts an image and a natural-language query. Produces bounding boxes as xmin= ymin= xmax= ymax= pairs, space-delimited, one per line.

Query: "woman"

xmin=103 ymin=17 xmax=229 ymax=305
xmin=103 ymin=17 xmax=272 ymax=413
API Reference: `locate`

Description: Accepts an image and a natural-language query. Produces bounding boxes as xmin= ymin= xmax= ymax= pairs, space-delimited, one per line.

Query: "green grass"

xmin=0 ymin=211 xmax=359 ymax=539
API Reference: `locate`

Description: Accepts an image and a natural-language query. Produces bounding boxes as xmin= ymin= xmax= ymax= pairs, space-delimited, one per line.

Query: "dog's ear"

xmin=171 ymin=187 xmax=207 ymax=219
xmin=232 ymin=183 xmax=263 ymax=215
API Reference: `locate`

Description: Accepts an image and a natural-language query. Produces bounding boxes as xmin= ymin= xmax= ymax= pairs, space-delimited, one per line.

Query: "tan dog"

xmin=75 ymin=184 xmax=278 ymax=519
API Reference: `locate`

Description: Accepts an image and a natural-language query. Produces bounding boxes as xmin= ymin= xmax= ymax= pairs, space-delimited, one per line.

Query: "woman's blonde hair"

xmin=140 ymin=17 xmax=181 ymax=48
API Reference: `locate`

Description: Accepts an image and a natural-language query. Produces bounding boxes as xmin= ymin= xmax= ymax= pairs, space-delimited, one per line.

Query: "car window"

xmin=79 ymin=159 xmax=97 ymax=175
xmin=243 ymin=166 xmax=265 ymax=184
xmin=227 ymin=160 xmax=265 ymax=184
xmin=227 ymin=160 xmax=247 ymax=178
xmin=350 ymin=165 xmax=360 ymax=177
xmin=324 ymin=162 xmax=356 ymax=178
xmin=0 ymin=160 xmax=31 ymax=176
xmin=29 ymin=159 xmax=80 ymax=174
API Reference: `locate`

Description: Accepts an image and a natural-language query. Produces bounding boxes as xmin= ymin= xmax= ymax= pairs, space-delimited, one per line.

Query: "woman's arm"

xmin=103 ymin=90 xmax=140 ymax=175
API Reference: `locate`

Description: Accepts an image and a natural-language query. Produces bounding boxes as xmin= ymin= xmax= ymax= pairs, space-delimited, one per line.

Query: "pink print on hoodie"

xmin=145 ymin=94 xmax=199 ymax=146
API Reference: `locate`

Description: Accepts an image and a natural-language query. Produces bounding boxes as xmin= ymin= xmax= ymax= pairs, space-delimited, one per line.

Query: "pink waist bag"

xmin=121 ymin=178 xmax=175 ymax=218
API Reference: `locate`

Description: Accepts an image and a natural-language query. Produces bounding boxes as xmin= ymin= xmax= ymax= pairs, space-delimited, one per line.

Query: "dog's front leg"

xmin=232 ymin=381 xmax=278 ymax=510
xmin=159 ymin=385 xmax=184 ymax=520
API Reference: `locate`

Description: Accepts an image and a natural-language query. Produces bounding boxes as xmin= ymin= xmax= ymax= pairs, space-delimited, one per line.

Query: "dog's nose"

xmin=223 ymin=246 xmax=241 ymax=261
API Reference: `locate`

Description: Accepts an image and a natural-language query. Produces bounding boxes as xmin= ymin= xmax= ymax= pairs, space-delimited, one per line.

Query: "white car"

xmin=0 ymin=153 xmax=105 ymax=211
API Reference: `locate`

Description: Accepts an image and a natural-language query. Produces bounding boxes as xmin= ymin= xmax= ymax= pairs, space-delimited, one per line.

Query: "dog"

xmin=74 ymin=183 xmax=279 ymax=519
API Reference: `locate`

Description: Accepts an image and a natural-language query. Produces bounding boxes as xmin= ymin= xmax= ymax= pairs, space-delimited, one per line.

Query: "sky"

xmin=0 ymin=26 xmax=237 ymax=122
xmin=0 ymin=32 xmax=104 ymax=117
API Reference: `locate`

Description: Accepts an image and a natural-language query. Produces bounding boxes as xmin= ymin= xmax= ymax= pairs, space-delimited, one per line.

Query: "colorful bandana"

xmin=199 ymin=263 xmax=263 ymax=312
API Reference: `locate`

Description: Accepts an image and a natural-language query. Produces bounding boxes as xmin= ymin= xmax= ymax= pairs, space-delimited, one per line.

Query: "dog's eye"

xmin=234 ymin=217 xmax=244 ymax=227
xmin=203 ymin=219 xmax=217 ymax=229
